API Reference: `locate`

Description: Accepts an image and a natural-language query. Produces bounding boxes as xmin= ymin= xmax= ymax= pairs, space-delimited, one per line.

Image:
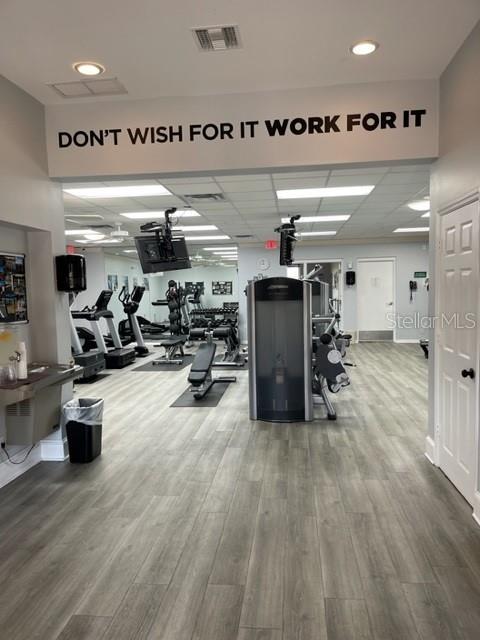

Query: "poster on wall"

xmin=0 ymin=253 xmax=28 ymax=324
xmin=212 ymin=281 xmax=233 ymax=296
xmin=107 ymin=274 xmax=118 ymax=291
xmin=143 ymin=277 xmax=150 ymax=291
xmin=185 ymin=281 xmax=204 ymax=296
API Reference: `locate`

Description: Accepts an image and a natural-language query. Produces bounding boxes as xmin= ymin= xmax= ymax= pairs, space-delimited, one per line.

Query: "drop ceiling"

xmin=63 ymin=161 xmax=431 ymax=264
xmin=0 ymin=0 xmax=479 ymax=104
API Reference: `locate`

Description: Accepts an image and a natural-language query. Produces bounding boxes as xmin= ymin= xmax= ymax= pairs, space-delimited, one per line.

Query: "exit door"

xmin=357 ymin=259 xmax=395 ymax=341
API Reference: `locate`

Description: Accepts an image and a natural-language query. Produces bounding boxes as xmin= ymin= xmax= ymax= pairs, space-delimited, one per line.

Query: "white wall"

xmin=0 ymin=73 xmax=70 ymax=483
xmin=237 ymin=241 xmax=429 ymax=342
xmin=104 ymin=254 xmax=153 ymax=321
xmin=149 ymin=265 xmax=239 ymax=322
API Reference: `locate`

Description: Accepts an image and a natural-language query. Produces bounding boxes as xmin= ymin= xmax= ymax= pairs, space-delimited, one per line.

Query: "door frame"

xmin=292 ymin=258 xmax=344 ymax=324
xmin=356 ymin=256 xmax=397 ymax=342
xmin=432 ymin=190 xmax=480 ymax=523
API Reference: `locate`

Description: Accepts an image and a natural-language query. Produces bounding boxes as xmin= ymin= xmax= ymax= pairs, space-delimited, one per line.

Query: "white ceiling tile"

xmin=389 ymin=163 xmax=432 ymax=173
xmin=272 ymin=177 xmax=329 ymax=189
xmin=228 ymin=192 xmax=275 ymax=202
xmin=272 ymin=171 xmax=329 ymax=180
xmin=214 ymin=173 xmax=270 ymax=181
xmin=160 ymin=177 xmax=217 ymax=185
xmin=215 ymin=180 xmax=272 ymax=192
xmin=329 ymin=167 xmax=390 ymax=177
xmin=326 ymin=175 xmax=385 ymax=187
xmin=380 ymin=172 xmax=430 ymax=185
xmin=170 ymin=184 xmax=223 ymax=195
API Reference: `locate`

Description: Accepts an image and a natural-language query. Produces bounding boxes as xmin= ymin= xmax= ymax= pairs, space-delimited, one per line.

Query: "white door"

xmin=357 ymin=259 xmax=394 ymax=340
xmin=438 ymin=200 xmax=479 ymax=505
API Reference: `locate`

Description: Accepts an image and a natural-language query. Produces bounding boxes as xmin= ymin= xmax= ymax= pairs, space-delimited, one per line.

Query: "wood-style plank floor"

xmin=1 ymin=343 xmax=480 ymax=639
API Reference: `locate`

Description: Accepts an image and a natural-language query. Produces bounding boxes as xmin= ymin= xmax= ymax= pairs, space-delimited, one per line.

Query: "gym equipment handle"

xmin=461 ymin=368 xmax=475 ymax=380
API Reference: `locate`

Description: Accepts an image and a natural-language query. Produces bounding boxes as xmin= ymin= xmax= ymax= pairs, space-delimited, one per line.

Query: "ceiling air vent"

xmin=193 ymin=25 xmax=241 ymax=51
xmin=235 ymin=234 xmax=253 ymax=238
xmin=49 ymin=77 xmax=127 ymax=99
xmin=184 ymin=193 xmax=226 ymax=203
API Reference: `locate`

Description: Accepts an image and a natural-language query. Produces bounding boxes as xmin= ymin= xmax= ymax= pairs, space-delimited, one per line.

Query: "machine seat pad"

xmin=190 ymin=328 xmax=206 ymax=339
xmin=188 ymin=371 xmax=207 ymax=385
xmin=341 ymin=333 xmax=352 ymax=340
xmin=190 ymin=343 xmax=217 ymax=373
xmin=160 ymin=337 xmax=186 ymax=347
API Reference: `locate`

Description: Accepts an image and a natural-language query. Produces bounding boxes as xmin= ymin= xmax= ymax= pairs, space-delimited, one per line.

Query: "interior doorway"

xmin=357 ymin=258 xmax=395 ymax=341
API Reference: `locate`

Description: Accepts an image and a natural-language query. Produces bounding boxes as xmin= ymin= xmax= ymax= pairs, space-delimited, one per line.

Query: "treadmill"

xmin=71 ymin=290 xmax=136 ymax=369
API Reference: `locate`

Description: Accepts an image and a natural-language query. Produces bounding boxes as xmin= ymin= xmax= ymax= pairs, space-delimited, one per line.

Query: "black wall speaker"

xmin=345 ymin=270 xmax=356 ymax=286
xmin=55 ymin=254 xmax=87 ymax=292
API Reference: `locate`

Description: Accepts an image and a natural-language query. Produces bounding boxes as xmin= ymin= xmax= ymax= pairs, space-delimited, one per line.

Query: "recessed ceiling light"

xmin=203 ymin=246 xmax=237 ymax=251
xmin=73 ymin=61 xmax=105 ymax=76
xmin=421 ymin=212 xmax=430 ymax=218
xmin=276 ymin=186 xmax=374 ymax=199
xmin=223 ymin=257 xmax=238 ymax=261
xmin=63 ymin=185 xmax=171 ymax=198
xmin=84 ymin=233 xmax=105 ymax=240
xmin=185 ymin=235 xmax=230 ymax=241
xmin=299 ymin=231 xmax=337 ymax=237
xmin=408 ymin=198 xmax=430 ymax=211
xmin=175 ymin=225 xmax=218 ymax=231
xmin=281 ymin=215 xmax=350 ymax=223
xmin=123 ymin=250 xmax=137 ymax=253
xmin=120 ymin=210 xmax=200 ymax=219
xmin=65 ymin=229 xmax=92 ymax=235
xmin=212 ymin=250 xmax=238 ymax=254
xmin=350 ymin=41 xmax=378 ymax=56
xmin=394 ymin=227 xmax=430 ymax=233
xmin=94 ymin=239 xmax=122 ymax=244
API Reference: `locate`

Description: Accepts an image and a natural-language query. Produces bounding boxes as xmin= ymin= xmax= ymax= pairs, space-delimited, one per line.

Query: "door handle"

xmin=461 ymin=368 xmax=475 ymax=380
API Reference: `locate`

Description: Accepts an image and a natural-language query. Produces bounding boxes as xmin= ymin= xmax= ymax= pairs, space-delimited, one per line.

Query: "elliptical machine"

xmin=118 ymin=285 xmax=150 ymax=357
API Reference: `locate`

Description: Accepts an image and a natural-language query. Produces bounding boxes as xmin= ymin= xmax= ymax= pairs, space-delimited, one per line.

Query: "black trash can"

xmin=62 ymin=398 xmax=104 ymax=463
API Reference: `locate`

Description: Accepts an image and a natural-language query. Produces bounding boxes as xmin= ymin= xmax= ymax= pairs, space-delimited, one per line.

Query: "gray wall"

xmin=238 ymin=241 xmax=429 ymax=342
xmin=0 ymin=74 xmax=70 ymax=479
xmin=429 ymin=21 xmax=480 ymax=442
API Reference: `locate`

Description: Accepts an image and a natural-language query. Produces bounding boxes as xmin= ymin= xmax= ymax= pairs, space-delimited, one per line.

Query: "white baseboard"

xmin=424 ymin=435 xmax=436 ymax=465
xmin=395 ymin=338 xmax=419 ymax=344
xmin=473 ymin=492 xmax=480 ymax=528
xmin=0 ymin=445 xmax=42 ymax=489
xmin=41 ymin=437 xmax=69 ymax=461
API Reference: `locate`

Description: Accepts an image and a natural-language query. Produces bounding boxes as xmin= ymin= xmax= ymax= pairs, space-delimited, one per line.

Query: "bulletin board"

xmin=212 ymin=281 xmax=233 ymax=296
xmin=185 ymin=281 xmax=205 ymax=295
xmin=0 ymin=252 xmax=28 ymax=323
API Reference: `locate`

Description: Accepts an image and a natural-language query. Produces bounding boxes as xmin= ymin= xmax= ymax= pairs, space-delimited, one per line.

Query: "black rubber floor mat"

xmin=213 ymin=356 xmax=248 ymax=369
xmin=170 ymin=381 xmax=231 ymax=407
xmin=133 ymin=354 xmax=194 ymax=372
xmin=74 ymin=373 xmax=111 ymax=384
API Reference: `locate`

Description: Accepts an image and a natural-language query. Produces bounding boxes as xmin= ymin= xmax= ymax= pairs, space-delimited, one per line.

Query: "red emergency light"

xmin=265 ymin=240 xmax=278 ymax=250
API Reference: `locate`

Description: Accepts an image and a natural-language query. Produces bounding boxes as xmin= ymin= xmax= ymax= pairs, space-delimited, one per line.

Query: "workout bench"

xmin=188 ymin=342 xmax=236 ymax=399
xmin=152 ymin=336 xmax=186 ymax=365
